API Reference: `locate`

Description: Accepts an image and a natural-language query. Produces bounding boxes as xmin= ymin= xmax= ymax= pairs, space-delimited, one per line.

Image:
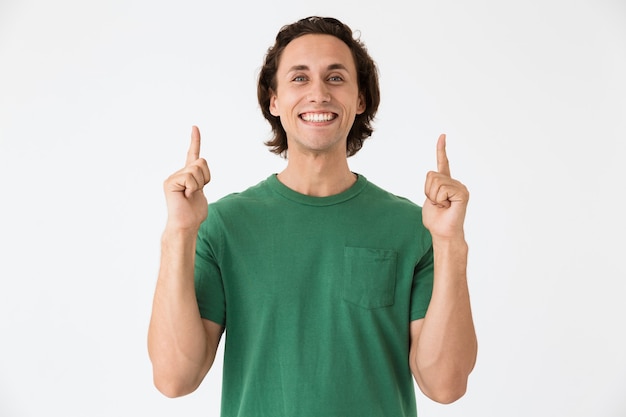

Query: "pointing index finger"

xmin=185 ymin=125 xmax=201 ymax=166
xmin=436 ymin=133 xmax=451 ymax=177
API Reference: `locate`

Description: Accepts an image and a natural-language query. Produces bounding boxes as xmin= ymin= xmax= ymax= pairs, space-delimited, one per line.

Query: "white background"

xmin=1 ymin=0 xmax=625 ymax=416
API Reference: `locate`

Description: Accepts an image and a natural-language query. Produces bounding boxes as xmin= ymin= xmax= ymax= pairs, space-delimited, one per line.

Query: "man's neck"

xmin=277 ymin=151 xmax=356 ymax=197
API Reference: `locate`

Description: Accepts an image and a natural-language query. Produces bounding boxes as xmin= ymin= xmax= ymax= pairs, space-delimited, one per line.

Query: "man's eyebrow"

xmin=287 ymin=65 xmax=309 ymax=72
xmin=327 ymin=63 xmax=349 ymax=71
xmin=286 ymin=63 xmax=349 ymax=72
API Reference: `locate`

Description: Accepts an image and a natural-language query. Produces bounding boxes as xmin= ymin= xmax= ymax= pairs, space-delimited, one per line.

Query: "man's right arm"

xmin=147 ymin=126 xmax=223 ymax=398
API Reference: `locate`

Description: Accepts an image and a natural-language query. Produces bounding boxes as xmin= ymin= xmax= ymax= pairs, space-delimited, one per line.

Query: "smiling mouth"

xmin=300 ymin=112 xmax=337 ymax=122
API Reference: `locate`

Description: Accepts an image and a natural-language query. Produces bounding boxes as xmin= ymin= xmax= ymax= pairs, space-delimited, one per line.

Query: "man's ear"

xmin=269 ymin=90 xmax=279 ymax=116
xmin=356 ymin=93 xmax=366 ymax=115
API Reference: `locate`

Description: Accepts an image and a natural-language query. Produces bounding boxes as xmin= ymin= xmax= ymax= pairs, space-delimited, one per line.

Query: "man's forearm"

xmin=147 ymin=229 xmax=217 ymax=397
xmin=411 ymin=238 xmax=477 ymax=403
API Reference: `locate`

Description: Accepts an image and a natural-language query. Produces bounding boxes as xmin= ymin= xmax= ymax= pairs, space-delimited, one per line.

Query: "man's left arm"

xmin=409 ymin=134 xmax=478 ymax=404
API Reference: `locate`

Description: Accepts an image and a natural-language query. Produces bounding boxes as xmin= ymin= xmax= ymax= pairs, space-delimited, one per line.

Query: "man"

xmin=148 ymin=16 xmax=477 ymax=417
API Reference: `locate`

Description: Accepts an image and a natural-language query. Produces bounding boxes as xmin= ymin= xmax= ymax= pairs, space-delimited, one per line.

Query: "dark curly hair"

xmin=257 ymin=16 xmax=380 ymax=157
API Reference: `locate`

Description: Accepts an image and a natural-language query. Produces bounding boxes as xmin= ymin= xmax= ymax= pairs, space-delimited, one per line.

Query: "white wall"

xmin=1 ymin=1 xmax=625 ymax=416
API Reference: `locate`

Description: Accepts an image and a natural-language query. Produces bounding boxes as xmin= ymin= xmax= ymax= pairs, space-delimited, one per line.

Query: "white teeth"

xmin=301 ymin=113 xmax=334 ymax=122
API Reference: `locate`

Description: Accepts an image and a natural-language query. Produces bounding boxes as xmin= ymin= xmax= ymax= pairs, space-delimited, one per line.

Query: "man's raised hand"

xmin=163 ymin=126 xmax=211 ymax=232
xmin=422 ymin=134 xmax=469 ymax=241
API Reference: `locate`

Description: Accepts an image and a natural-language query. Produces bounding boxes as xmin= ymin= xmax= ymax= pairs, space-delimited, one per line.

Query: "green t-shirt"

xmin=195 ymin=174 xmax=434 ymax=417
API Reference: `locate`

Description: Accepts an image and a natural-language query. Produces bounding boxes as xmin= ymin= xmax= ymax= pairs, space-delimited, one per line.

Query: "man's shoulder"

xmin=362 ymin=178 xmax=423 ymax=212
xmin=209 ymin=175 xmax=275 ymax=209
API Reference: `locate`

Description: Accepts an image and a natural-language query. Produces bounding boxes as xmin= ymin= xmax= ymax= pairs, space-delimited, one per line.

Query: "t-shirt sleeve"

xmin=194 ymin=208 xmax=227 ymax=327
xmin=410 ymin=245 xmax=434 ymax=321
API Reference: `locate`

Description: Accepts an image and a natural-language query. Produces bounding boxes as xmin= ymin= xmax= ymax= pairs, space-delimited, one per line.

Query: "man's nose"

xmin=307 ymin=80 xmax=331 ymax=103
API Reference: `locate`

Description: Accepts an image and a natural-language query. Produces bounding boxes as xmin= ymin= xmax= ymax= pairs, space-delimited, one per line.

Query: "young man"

xmin=148 ymin=16 xmax=477 ymax=417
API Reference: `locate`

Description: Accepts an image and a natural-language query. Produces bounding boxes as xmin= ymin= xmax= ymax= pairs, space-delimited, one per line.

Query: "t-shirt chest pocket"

xmin=342 ymin=247 xmax=397 ymax=309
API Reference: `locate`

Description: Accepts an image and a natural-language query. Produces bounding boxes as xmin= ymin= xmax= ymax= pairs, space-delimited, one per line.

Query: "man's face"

xmin=269 ymin=34 xmax=365 ymax=156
